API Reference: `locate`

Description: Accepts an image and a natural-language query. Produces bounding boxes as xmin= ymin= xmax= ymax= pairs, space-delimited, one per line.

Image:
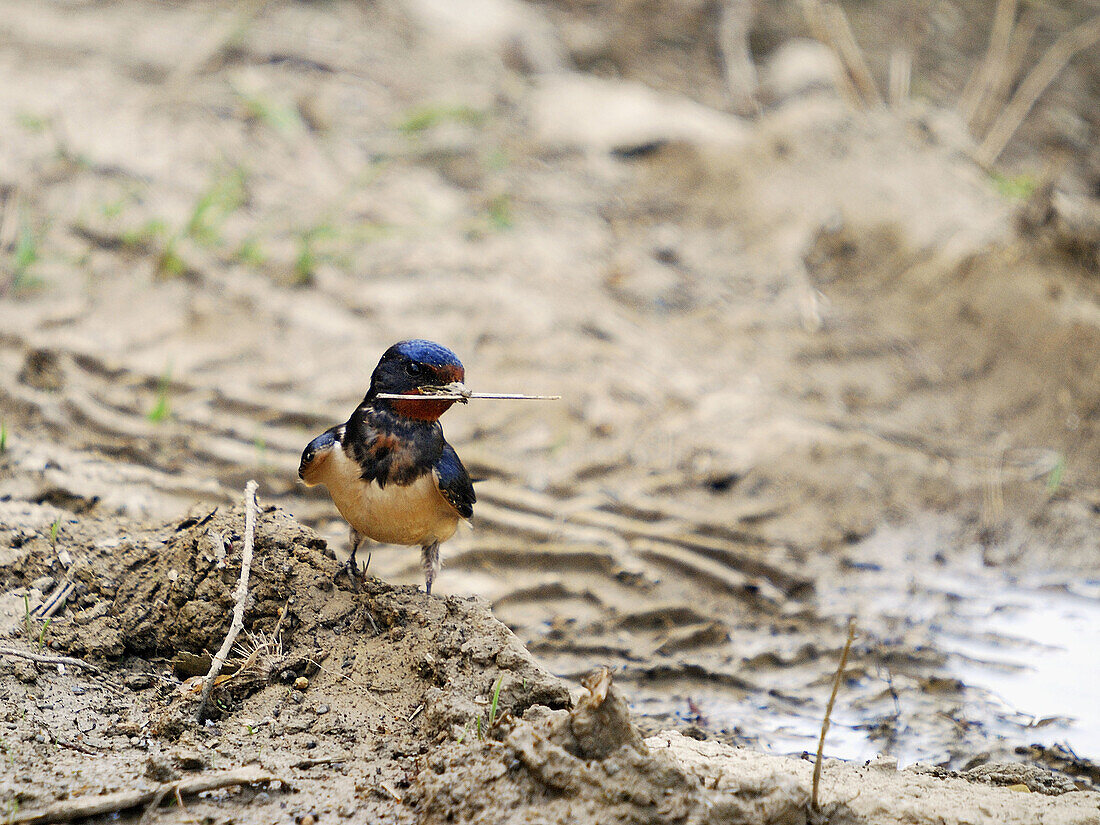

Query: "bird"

xmin=298 ymin=339 xmax=475 ymax=595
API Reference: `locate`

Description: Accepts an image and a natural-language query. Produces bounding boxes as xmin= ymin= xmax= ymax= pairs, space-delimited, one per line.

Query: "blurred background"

xmin=1 ymin=0 xmax=1098 ymax=777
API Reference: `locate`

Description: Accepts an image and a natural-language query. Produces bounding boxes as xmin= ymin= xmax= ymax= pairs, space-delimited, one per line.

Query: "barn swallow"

xmin=299 ymin=340 xmax=475 ymax=595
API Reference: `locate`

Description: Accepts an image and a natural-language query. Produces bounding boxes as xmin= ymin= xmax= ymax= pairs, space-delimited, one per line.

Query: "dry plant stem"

xmin=196 ymin=479 xmax=258 ymax=722
xmin=0 ymin=646 xmax=101 ymax=674
xmin=888 ymin=49 xmax=911 ymax=108
xmin=10 ymin=767 xmax=279 ymax=825
xmin=374 ymin=392 xmax=560 ymax=401
xmin=976 ymin=14 xmax=1100 ymax=167
xmin=812 ymin=617 xmax=856 ymax=813
xmin=959 ymin=0 xmax=1016 ymax=124
xmin=800 ymin=1 xmax=861 ymax=108
xmin=820 ymin=3 xmax=883 ymax=107
xmin=35 ymin=581 xmax=77 ymax=619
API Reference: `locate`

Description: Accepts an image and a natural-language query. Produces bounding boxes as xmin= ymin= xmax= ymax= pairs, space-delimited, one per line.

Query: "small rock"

xmin=759 ymin=38 xmax=843 ymax=105
xmin=145 ymin=757 xmax=180 ymax=783
xmin=30 ymin=576 xmax=56 ymax=592
xmin=125 ymin=673 xmax=155 ymax=690
xmin=528 ymin=73 xmax=749 ymax=154
xmin=294 ymin=676 xmax=309 ymax=691
xmin=71 ymin=686 xmax=85 ymax=695
xmin=18 ymin=348 xmax=65 ymax=391
xmin=299 ymin=814 xmax=317 ymax=825
xmin=291 ymin=691 xmax=305 ymax=704
xmin=172 ymin=751 xmax=208 ymax=771
xmin=316 ymin=704 xmax=330 ymax=715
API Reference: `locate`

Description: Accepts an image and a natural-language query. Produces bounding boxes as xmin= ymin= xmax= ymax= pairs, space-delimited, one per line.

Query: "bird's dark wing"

xmin=433 ymin=442 xmax=475 ymax=519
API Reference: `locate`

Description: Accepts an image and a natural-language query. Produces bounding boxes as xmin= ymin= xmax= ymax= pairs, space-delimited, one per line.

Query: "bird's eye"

xmin=405 ymin=361 xmax=424 ymax=378
xmin=303 ymin=450 xmax=313 ymax=461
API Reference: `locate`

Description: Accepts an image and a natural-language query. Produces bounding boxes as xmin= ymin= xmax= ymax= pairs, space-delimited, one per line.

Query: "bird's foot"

xmin=335 ymin=555 xmax=364 ymax=591
xmin=422 ymin=542 xmax=440 ymax=596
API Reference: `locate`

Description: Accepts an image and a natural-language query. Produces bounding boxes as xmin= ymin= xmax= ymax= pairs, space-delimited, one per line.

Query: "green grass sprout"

xmin=989 ymin=170 xmax=1037 ymax=200
xmin=186 ymin=169 xmax=248 ymax=246
xmin=147 ymin=364 xmax=173 ymax=423
xmin=1046 ymin=454 xmax=1066 ymax=497
xmin=487 ymin=675 xmax=504 ymax=728
xmin=397 ymin=103 xmax=483 ymax=135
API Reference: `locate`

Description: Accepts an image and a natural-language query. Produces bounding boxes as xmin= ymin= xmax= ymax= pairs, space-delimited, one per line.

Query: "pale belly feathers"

xmin=317 ymin=445 xmax=460 ymax=547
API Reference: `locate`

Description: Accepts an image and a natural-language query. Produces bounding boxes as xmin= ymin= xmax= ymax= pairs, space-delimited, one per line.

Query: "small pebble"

xmin=125 ymin=673 xmax=155 ymax=690
xmin=316 ymin=704 xmax=329 ymax=715
xmin=174 ymin=752 xmax=208 ymax=771
xmin=291 ymin=691 xmax=305 ymax=704
xmin=71 ymin=686 xmax=85 ymax=695
xmin=294 ymin=676 xmax=309 ymax=691
xmin=300 ymin=814 xmax=317 ymax=825
xmin=30 ymin=576 xmax=55 ymax=592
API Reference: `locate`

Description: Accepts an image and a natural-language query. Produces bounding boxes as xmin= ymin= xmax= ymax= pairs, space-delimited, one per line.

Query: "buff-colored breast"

xmin=313 ymin=445 xmax=460 ymax=547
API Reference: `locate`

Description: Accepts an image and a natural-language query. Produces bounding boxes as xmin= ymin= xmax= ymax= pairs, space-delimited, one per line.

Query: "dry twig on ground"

xmin=196 ymin=479 xmax=258 ymax=722
xmin=0 ymin=646 xmax=102 ymax=674
xmin=10 ymin=767 xmax=280 ymax=825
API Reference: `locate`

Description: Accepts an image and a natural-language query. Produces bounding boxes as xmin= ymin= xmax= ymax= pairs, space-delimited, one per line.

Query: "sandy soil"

xmin=1 ymin=1 xmax=1099 ymax=822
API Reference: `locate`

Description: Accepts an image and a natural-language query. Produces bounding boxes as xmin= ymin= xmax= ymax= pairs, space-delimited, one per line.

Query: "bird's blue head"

xmin=299 ymin=429 xmax=337 ymax=485
xmin=368 ymin=340 xmax=466 ymax=421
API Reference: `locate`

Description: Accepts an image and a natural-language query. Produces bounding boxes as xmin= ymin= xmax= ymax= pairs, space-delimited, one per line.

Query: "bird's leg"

xmin=338 ymin=527 xmax=366 ymax=589
xmin=421 ymin=542 xmax=440 ymax=596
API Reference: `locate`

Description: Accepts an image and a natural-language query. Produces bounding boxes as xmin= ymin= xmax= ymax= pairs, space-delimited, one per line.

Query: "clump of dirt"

xmin=35 ymin=504 xmax=570 ymax=719
xmin=409 ymin=668 xmax=808 ymax=825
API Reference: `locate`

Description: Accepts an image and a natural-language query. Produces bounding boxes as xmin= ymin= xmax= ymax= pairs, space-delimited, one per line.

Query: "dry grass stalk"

xmin=888 ymin=49 xmax=911 ymax=108
xmin=10 ymin=766 xmax=279 ymax=825
xmin=976 ymin=14 xmax=1100 ymax=167
xmin=959 ymin=0 xmax=1018 ymax=124
xmin=799 ymin=0 xmax=862 ymax=108
xmin=819 ymin=2 xmax=883 ymax=107
xmin=811 ymin=617 xmax=856 ymax=814
xmin=196 ymin=479 xmax=258 ymax=722
xmin=0 ymin=646 xmax=101 ymax=674
xmin=971 ymin=9 xmax=1036 ymax=136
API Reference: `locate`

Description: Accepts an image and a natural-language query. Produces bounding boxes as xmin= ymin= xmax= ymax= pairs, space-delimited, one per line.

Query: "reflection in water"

xmin=939 ymin=581 xmax=1100 ymax=759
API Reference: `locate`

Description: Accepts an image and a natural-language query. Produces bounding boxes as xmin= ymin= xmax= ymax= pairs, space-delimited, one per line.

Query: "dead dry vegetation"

xmin=1 ymin=1 xmax=1099 ymax=823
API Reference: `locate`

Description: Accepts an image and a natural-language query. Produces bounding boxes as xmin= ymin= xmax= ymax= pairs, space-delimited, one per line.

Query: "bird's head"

xmin=299 ymin=429 xmax=337 ymax=485
xmin=367 ymin=339 xmax=467 ymax=421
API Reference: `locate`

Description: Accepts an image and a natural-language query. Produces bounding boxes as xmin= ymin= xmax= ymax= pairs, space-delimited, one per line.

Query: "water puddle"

xmin=818 ymin=522 xmax=1100 ymax=766
xmin=935 ymin=579 xmax=1100 ymax=758
xmin=631 ymin=523 xmax=1100 ymax=771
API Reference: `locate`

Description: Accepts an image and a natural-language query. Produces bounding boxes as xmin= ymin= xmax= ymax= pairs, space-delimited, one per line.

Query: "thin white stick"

xmin=375 ymin=392 xmax=560 ymax=401
xmin=0 ymin=646 xmax=101 ymax=674
xmin=196 ymin=480 xmax=258 ymax=722
xmin=10 ymin=767 xmax=278 ymax=825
